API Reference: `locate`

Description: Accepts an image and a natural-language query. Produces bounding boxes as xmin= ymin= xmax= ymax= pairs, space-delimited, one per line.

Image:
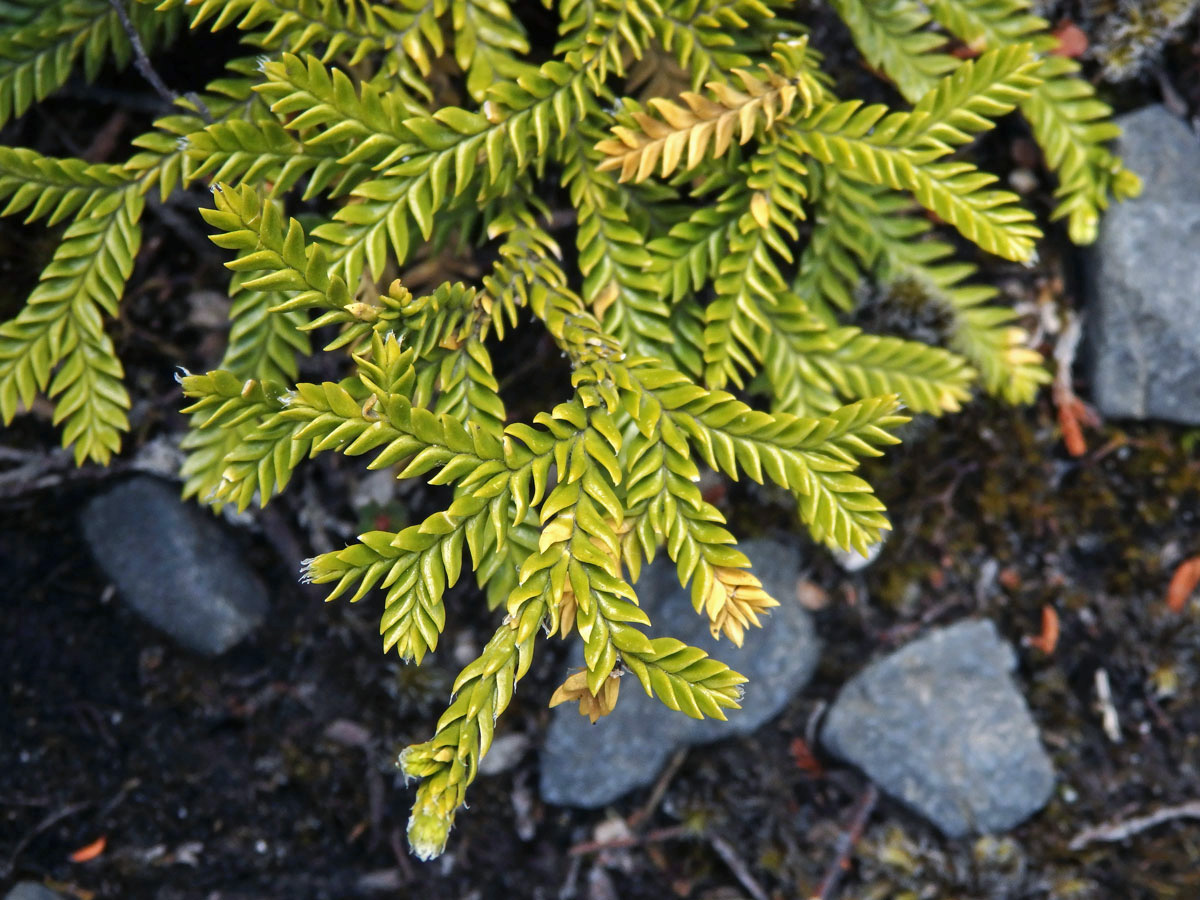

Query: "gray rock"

xmin=5 ymin=884 xmax=66 ymax=900
xmin=81 ymin=476 xmax=268 ymax=655
xmin=539 ymin=539 xmax=818 ymax=807
xmin=1085 ymin=105 xmax=1200 ymax=423
xmin=821 ymin=620 xmax=1054 ymax=838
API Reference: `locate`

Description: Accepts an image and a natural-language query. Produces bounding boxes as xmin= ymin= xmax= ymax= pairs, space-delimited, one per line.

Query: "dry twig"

xmin=627 ymin=749 xmax=687 ymax=829
xmin=810 ymin=783 xmax=879 ymax=900
xmin=567 ymin=824 xmax=691 ymax=856
xmin=107 ymin=0 xmax=213 ymax=121
xmin=1094 ymin=668 xmax=1122 ymax=743
xmin=709 ymin=833 xmax=770 ymax=900
xmin=3 ymin=800 xmax=91 ymax=878
xmin=1069 ymin=801 xmax=1200 ymax=851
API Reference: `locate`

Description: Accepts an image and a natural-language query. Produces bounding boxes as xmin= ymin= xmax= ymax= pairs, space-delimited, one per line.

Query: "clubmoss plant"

xmin=0 ymin=0 xmax=1138 ymax=857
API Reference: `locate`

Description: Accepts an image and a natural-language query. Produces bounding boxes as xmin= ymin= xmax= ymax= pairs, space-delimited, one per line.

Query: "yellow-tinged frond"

xmin=595 ymin=41 xmax=820 ymax=182
xmin=548 ymin=668 xmax=622 ymax=723
xmin=703 ymin=566 xmax=778 ymax=645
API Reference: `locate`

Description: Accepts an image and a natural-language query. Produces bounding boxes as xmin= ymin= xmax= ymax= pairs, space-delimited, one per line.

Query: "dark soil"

xmin=3 ymin=4 xmax=1200 ymax=899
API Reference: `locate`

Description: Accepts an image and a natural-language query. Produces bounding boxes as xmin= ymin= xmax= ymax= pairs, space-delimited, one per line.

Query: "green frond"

xmin=222 ymin=271 xmax=312 ymax=383
xmin=556 ymin=0 xmax=663 ymax=82
xmin=308 ymin=515 xmax=462 ymax=663
xmin=383 ymin=0 xmax=446 ymax=100
xmin=0 ymin=147 xmax=129 ymax=225
xmin=757 ymin=294 xmax=975 ymax=416
xmin=702 ymin=202 xmax=778 ymax=389
xmin=902 ymin=43 xmax=1042 ymax=150
xmin=178 ymin=368 xmax=311 ymax=508
xmin=179 ymin=252 xmax=308 ymax=500
xmin=474 ymin=508 xmax=539 ymax=611
xmin=398 ymin=592 xmax=544 ymax=860
xmin=0 ymin=188 xmax=141 ymax=463
xmin=653 ymin=0 xmax=766 ymax=88
xmin=255 ymin=52 xmax=422 ymax=171
xmin=827 ymin=0 xmax=957 ymax=102
xmin=620 ymin=407 xmax=776 ymax=644
xmin=702 ymin=135 xmax=810 ymax=389
xmin=182 ymin=334 xmax=441 ymax=509
xmin=626 ymin=364 xmax=905 ymax=553
xmin=186 ymin=116 xmax=370 ymax=199
xmin=451 ymin=0 xmax=532 ymax=101
xmin=805 ymin=324 xmax=976 ymax=415
xmin=298 ymin=90 xmax=530 ymax=278
xmin=854 ymin=186 xmax=1050 ymax=404
xmin=1019 ymin=56 xmax=1141 ymax=244
xmin=646 ymin=189 xmax=741 ymax=304
xmin=178 ymin=369 xmax=291 ymax=503
xmin=794 ymin=170 xmax=1049 ymax=404
xmin=623 ymin=637 xmax=746 ymax=719
xmin=789 ymin=46 xmax=1042 ymax=317
xmin=0 ymin=0 xmax=177 ymax=128
xmin=307 ymin=495 xmax=538 ymax=656
xmin=179 ymin=413 xmax=261 ymax=505
xmin=428 ymin=339 xmax=506 ymax=436
xmin=792 ymin=167 xmax=872 ymax=319
xmin=782 ymin=100 xmax=1041 ymax=262
xmin=562 ymin=128 xmax=673 ymax=359
xmin=926 ymin=0 xmax=1141 ymax=243
xmin=153 ymin=0 xmax=396 ymax=70
xmin=666 ymin=299 xmax=708 ymax=381
xmin=926 ymin=0 xmax=1048 ymax=49
xmin=200 ymin=183 xmax=352 ymax=314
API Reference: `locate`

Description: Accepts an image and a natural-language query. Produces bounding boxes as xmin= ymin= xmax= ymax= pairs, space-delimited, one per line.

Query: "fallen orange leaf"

xmin=1166 ymin=557 xmax=1200 ymax=613
xmin=69 ymin=835 xmax=106 ymax=863
xmin=789 ymin=737 xmax=824 ymax=777
xmin=1051 ymin=21 xmax=1088 ymax=58
xmin=1025 ymin=605 xmax=1059 ymax=655
xmin=1057 ymin=399 xmax=1088 ymax=457
xmin=1054 ymin=394 xmax=1099 ymax=458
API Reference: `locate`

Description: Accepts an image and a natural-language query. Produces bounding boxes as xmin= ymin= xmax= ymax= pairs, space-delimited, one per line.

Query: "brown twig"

xmin=3 ymin=800 xmax=91 ymax=878
xmin=1068 ymin=800 xmax=1200 ymax=851
xmin=627 ymin=748 xmax=687 ymax=829
xmin=567 ymin=824 xmax=692 ymax=856
xmin=0 ymin=448 xmax=89 ymax=499
xmin=709 ymin=833 xmax=770 ymax=900
xmin=809 ymin=783 xmax=879 ymax=900
xmin=107 ymin=0 xmax=213 ymax=122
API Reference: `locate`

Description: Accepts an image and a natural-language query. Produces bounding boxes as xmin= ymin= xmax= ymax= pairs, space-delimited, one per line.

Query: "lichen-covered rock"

xmin=81 ymin=476 xmax=268 ymax=656
xmin=821 ymin=620 xmax=1054 ymax=838
xmin=1085 ymin=105 xmax=1200 ymax=424
xmin=539 ymin=539 xmax=819 ymax=808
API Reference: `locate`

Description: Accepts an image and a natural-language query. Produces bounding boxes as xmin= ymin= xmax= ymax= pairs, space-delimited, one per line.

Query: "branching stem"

xmin=107 ymin=0 xmax=214 ymax=122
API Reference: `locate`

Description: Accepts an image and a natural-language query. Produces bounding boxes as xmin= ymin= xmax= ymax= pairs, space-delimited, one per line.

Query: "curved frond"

xmin=783 ymin=100 xmax=1041 ymax=261
xmin=828 ymin=0 xmax=957 ymax=102
xmin=0 ymin=188 xmax=141 ymax=463
xmin=926 ymin=0 xmax=1141 ymax=243
xmin=0 ymin=0 xmax=177 ymax=128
